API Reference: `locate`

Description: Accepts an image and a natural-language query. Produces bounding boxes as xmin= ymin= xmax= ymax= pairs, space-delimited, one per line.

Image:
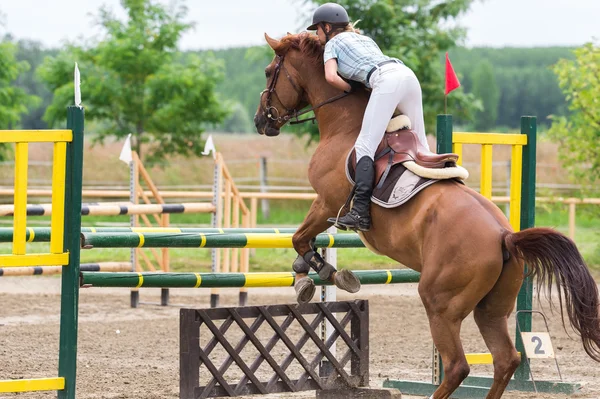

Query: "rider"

xmin=307 ymin=2 xmax=430 ymax=231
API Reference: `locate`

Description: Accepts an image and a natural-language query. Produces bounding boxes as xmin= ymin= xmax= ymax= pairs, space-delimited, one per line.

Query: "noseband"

xmin=260 ymin=54 xmax=350 ymax=126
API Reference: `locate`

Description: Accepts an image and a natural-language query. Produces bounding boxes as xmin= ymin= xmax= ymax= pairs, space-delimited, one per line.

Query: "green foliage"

xmin=37 ymin=0 xmax=227 ymax=163
xmin=217 ymin=102 xmax=254 ymax=133
xmin=0 ymin=39 xmax=40 ymax=159
xmin=547 ymin=42 xmax=600 ymax=185
xmin=0 ymin=40 xmax=40 ymax=126
xmin=13 ymin=40 xmax=58 ymax=129
xmin=471 ymin=60 xmax=499 ymax=131
xmin=448 ymin=47 xmax=573 ymax=128
xmin=201 ymin=46 xmax=273 ymax=133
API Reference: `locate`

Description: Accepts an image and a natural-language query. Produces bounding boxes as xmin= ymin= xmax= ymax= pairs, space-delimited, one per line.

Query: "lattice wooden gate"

xmin=180 ymin=300 xmax=369 ymax=398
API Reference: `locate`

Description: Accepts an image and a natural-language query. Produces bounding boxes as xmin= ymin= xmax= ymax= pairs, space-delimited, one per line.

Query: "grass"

xmin=536 ymin=206 xmax=600 ymax=274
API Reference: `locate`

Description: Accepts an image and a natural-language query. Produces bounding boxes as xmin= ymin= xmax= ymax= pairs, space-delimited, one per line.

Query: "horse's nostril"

xmin=254 ymin=114 xmax=267 ymax=135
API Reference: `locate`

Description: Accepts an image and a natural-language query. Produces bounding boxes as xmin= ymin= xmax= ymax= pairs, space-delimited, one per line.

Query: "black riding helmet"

xmin=306 ymin=3 xmax=350 ymax=31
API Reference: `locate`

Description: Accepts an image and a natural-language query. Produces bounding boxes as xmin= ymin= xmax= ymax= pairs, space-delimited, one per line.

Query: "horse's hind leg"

xmin=473 ymin=257 xmax=523 ymax=399
xmin=429 ymin=315 xmax=470 ymax=399
xmin=423 ymin=310 xmax=470 ymax=399
xmin=418 ymin=250 xmax=502 ymax=398
xmin=418 ymin=281 xmax=472 ymax=399
xmin=473 ymin=311 xmax=520 ymax=399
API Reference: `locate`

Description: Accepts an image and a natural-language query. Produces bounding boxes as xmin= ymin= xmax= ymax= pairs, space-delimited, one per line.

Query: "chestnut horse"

xmin=253 ymin=32 xmax=600 ymax=399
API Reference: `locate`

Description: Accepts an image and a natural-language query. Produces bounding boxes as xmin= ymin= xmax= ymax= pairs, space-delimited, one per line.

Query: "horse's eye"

xmin=265 ymin=69 xmax=271 ymax=78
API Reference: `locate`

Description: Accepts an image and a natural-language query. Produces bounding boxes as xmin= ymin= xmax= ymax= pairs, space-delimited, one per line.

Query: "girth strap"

xmin=376 ymin=151 xmax=395 ymax=190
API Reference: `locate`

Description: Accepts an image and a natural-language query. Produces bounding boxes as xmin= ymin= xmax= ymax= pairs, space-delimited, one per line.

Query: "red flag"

xmin=445 ymin=52 xmax=461 ymax=95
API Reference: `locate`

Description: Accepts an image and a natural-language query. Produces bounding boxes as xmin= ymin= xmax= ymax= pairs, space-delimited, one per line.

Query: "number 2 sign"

xmin=521 ymin=332 xmax=555 ymax=359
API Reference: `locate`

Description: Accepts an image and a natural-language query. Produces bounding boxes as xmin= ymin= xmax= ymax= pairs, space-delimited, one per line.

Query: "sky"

xmin=1 ymin=0 xmax=598 ymax=50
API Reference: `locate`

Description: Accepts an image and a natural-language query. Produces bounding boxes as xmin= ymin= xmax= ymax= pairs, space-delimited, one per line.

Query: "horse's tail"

xmin=504 ymin=227 xmax=600 ymax=362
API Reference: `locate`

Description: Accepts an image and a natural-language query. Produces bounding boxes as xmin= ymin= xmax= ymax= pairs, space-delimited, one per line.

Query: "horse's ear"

xmin=264 ymin=33 xmax=281 ymax=53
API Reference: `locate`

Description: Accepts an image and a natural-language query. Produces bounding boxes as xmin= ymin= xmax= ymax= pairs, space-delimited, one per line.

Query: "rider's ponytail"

xmin=336 ymin=20 xmax=360 ymax=34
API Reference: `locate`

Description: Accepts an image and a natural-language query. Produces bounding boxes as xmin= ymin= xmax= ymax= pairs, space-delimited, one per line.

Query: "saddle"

xmin=349 ymin=115 xmax=460 ymax=189
xmin=345 ymin=115 xmax=469 ymax=209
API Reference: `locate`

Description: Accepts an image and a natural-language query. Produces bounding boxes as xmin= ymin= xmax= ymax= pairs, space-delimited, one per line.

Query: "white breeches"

xmin=354 ymin=63 xmax=429 ymax=161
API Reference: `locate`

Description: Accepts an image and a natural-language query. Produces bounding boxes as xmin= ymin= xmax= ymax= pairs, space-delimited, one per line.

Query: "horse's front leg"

xmin=291 ymin=196 xmax=361 ymax=303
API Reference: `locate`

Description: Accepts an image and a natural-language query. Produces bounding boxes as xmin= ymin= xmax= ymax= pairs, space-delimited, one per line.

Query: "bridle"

xmin=260 ymin=54 xmax=350 ymax=126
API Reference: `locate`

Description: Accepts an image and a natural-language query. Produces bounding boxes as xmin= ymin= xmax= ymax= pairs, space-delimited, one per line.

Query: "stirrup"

xmin=334 ymin=210 xmax=371 ymax=232
xmin=327 ymin=203 xmax=349 ymax=230
xmin=327 ymin=216 xmax=348 ymax=230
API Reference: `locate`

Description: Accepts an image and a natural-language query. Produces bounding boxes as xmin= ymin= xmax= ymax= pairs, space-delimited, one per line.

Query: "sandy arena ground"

xmin=0 ymin=277 xmax=599 ymax=399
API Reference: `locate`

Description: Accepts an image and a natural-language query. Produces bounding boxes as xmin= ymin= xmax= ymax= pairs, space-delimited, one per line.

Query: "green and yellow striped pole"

xmin=80 ymin=232 xmax=364 ymax=249
xmin=80 ymin=269 xmax=420 ymax=288
xmin=0 ymin=227 xmax=299 ymax=243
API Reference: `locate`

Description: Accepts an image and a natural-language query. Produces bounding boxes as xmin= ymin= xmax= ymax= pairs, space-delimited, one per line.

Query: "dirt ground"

xmin=0 ymin=277 xmax=599 ymax=399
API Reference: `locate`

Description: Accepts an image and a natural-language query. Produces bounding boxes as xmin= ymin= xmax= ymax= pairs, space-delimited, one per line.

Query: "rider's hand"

xmin=344 ymin=79 xmax=363 ymax=94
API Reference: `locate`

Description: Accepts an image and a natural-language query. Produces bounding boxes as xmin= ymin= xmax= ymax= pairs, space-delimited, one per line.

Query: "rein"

xmin=261 ymin=54 xmax=350 ymax=126
xmin=289 ymin=92 xmax=350 ymax=125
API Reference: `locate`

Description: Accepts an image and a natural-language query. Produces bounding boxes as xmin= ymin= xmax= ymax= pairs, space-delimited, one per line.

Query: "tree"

xmin=14 ymin=39 xmax=58 ymax=129
xmin=219 ymin=102 xmax=253 ymax=133
xmin=471 ymin=60 xmax=499 ymax=131
xmin=0 ymin=39 xmax=40 ymax=158
xmin=38 ymin=0 xmax=227 ymax=162
xmin=449 ymin=46 xmax=573 ymax=128
xmin=206 ymin=46 xmax=273 ymax=132
xmin=302 ymin=0 xmax=481 ymax=135
xmin=547 ymin=41 xmax=600 ymax=184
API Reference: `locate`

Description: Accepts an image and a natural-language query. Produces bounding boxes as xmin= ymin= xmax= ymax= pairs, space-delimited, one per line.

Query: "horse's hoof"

xmin=295 ymin=276 xmax=316 ymax=304
xmin=334 ymin=269 xmax=361 ymax=293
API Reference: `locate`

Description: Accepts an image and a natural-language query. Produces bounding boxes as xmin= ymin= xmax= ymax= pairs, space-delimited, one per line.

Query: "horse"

xmin=253 ymin=32 xmax=600 ymax=399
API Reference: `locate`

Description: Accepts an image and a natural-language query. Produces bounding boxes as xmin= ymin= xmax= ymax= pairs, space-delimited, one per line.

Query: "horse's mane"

xmin=272 ymin=32 xmax=324 ymax=66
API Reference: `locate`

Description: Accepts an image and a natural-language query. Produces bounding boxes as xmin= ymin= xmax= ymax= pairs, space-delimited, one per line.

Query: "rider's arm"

xmin=325 ymin=59 xmax=352 ymax=92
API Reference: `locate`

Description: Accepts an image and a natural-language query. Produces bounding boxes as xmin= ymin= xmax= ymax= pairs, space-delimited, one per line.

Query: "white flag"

xmin=74 ymin=63 xmax=81 ymax=107
xmin=201 ymin=135 xmax=216 ymax=158
xmin=119 ymin=134 xmax=133 ymax=164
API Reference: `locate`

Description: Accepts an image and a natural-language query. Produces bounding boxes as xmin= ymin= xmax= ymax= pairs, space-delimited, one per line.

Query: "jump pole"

xmin=80 ymin=232 xmax=365 ymax=249
xmin=0 ymin=202 xmax=215 ymax=216
xmin=79 ymin=269 xmax=421 ymax=288
xmin=0 ymin=227 xmax=299 ymax=242
xmin=0 ymin=262 xmax=131 ymax=276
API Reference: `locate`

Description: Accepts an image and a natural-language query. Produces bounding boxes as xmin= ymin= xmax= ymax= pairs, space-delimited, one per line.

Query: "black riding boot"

xmin=330 ymin=156 xmax=374 ymax=231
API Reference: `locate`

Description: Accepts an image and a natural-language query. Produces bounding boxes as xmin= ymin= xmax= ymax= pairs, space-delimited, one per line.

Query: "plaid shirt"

xmin=323 ymin=32 xmax=397 ymax=87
